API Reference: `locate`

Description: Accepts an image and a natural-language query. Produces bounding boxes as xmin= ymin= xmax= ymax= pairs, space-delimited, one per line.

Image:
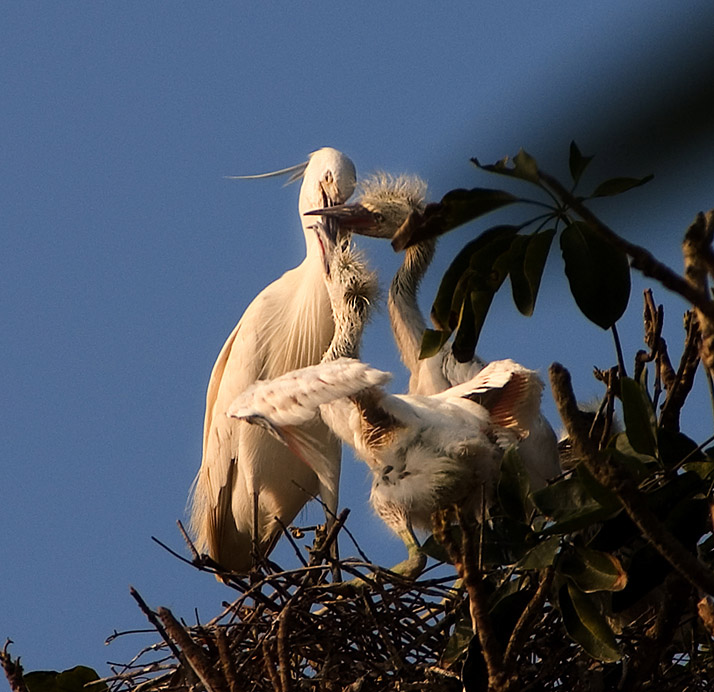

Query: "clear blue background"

xmin=3 ymin=1 xmax=714 ymax=678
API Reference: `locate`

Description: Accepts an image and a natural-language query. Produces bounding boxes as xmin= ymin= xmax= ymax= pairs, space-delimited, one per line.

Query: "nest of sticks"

xmin=102 ymin=511 xmax=465 ymax=692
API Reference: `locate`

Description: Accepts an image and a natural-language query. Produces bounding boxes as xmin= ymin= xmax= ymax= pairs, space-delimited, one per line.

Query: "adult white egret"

xmin=307 ymin=173 xmax=561 ymax=489
xmin=189 ymin=148 xmax=356 ymax=573
xmin=228 ymin=229 xmax=545 ymax=578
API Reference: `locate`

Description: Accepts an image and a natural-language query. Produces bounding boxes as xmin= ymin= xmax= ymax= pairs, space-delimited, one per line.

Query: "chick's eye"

xmin=373 ymin=212 xmax=385 ymax=223
xmin=324 ymin=171 xmax=334 ymax=184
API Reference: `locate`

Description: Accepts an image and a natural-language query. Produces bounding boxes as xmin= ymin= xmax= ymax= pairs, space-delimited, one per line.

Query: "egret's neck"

xmin=388 ymin=239 xmax=436 ymax=374
xmin=323 ymin=249 xmax=377 ymax=363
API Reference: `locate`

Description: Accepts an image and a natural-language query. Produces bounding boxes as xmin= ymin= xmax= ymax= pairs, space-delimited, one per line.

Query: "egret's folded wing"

xmin=227 ymin=357 xmax=391 ymax=427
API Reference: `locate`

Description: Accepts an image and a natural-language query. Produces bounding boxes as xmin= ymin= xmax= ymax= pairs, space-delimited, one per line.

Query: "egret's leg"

xmin=387 ymin=522 xmax=427 ymax=580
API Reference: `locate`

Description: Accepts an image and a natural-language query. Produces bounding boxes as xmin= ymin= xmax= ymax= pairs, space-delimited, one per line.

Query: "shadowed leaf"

xmin=560 ymin=220 xmax=631 ymax=329
xmin=472 ymin=148 xmax=540 ymax=183
xmin=569 ymin=141 xmax=594 ymax=186
xmin=419 ymin=328 xmax=450 ymax=359
xmin=621 ymin=377 xmax=659 ymax=458
xmin=498 ymin=446 xmax=531 ymax=522
xmin=517 ymin=535 xmax=561 ymax=569
xmin=591 ymin=175 xmax=654 ymax=197
xmin=509 ymin=228 xmax=556 ymax=316
xmin=391 ymin=187 xmax=518 ymax=250
xmin=559 ymin=546 xmax=628 ymax=592
xmin=559 ymin=583 xmax=621 ymax=662
xmin=452 ymin=290 xmax=479 ymax=363
xmin=533 ymin=468 xmax=621 ymax=534
xmin=430 ymin=225 xmax=519 ymax=332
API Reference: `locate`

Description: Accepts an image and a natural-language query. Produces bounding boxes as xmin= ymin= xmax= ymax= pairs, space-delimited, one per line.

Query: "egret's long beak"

xmin=305 ymin=204 xmax=386 ymax=238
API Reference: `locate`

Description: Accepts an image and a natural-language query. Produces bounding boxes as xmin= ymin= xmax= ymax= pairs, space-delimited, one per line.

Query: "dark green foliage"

xmin=413 ymin=144 xmax=651 ymax=357
xmin=24 ymin=667 xmax=106 ymax=692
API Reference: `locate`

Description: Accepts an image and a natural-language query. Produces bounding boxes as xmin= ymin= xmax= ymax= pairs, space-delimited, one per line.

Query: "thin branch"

xmin=261 ymin=640 xmax=282 ymax=692
xmin=611 ymin=323 xmax=627 ymax=378
xmin=432 ymin=509 xmax=515 ymax=692
xmin=177 ymin=519 xmax=201 ymax=563
xmin=503 ymin=568 xmax=555 ymax=668
xmin=549 ymin=362 xmax=714 ymax=596
xmin=216 ymin=628 xmax=239 ymax=692
xmin=276 ymin=605 xmax=291 ymax=692
xmin=129 ymin=587 xmax=185 ymax=664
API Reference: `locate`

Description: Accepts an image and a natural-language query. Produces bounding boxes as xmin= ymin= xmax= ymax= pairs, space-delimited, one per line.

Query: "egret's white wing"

xmin=227 ymin=357 xmax=391 ymax=427
xmin=437 ymin=359 xmax=544 ymax=436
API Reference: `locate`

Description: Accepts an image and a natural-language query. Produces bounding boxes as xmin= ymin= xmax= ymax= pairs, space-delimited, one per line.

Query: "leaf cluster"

xmin=403 ymin=144 xmax=651 ymax=361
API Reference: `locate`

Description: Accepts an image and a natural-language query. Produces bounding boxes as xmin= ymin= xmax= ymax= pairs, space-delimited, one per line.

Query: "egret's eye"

xmin=324 ymin=171 xmax=334 ymax=184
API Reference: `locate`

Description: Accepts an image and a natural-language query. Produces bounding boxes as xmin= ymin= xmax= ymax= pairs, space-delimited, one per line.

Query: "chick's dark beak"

xmin=304 ymin=204 xmax=383 ymax=237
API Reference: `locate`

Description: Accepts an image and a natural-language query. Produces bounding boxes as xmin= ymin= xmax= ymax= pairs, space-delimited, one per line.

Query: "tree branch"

xmin=683 ymin=210 xmax=714 ymax=373
xmin=503 ymin=568 xmax=554 ymax=668
xmin=1 ymin=641 xmax=28 ymax=692
xmin=538 ymin=170 xmax=714 ymax=321
xmin=157 ymin=606 xmax=228 ymax=692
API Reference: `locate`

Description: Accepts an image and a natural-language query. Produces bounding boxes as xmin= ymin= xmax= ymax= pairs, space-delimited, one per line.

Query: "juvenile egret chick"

xmin=228 ymin=233 xmax=545 ymax=577
xmin=309 ymin=172 xmax=561 ymax=490
xmin=189 ymin=148 xmax=356 ymax=574
xmin=230 ymin=357 xmax=544 ymax=578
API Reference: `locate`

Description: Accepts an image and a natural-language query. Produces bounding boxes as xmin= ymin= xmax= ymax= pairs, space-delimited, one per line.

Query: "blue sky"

xmin=3 ymin=1 xmax=714 ymax=677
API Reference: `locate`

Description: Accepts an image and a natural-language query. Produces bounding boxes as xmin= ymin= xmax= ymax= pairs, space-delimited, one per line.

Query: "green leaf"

xmin=559 ymin=583 xmax=621 ymax=662
xmin=684 ymin=460 xmax=714 ymax=480
xmin=472 ymin=148 xmax=540 ymax=183
xmin=509 ymin=229 xmax=556 ymax=316
xmin=560 ymin=220 xmax=631 ymax=329
xmin=517 ymin=535 xmax=561 ymax=569
xmin=443 ymin=614 xmax=475 ymax=666
xmin=658 ymin=427 xmax=705 ymax=469
xmin=430 ymin=225 xmax=519 ymax=331
xmin=481 ymin=515 xmax=533 ymax=566
xmin=620 ymin=377 xmax=658 ymax=458
xmin=497 ymin=446 xmax=531 ymax=522
xmin=569 ymin=141 xmax=594 ymax=187
xmin=24 ymin=667 xmax=106 ymax=692
xmin=591 ymin=174 xmax=654 ymax=198
xmin=533 ymin=475 xmax=602 ymax=521
xmin=451 ymin=289 xmax=480 ymax=363
xmin=533 ymin=470 xmax=620 ymax=534
xmin=419 ymin=328 xmax=450 ymax=359
xmin=391 ymin=187 xmax=518 ymax=250
xmin=559 ymin=546 xmax=628 ymax=592
xmin=420 ymin=534 xmax=451 ymax=563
